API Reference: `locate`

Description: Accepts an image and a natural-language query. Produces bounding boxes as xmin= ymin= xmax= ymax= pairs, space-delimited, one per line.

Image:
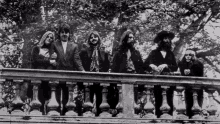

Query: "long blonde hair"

xmin=38 ymin=31 xmax=55 ymax=48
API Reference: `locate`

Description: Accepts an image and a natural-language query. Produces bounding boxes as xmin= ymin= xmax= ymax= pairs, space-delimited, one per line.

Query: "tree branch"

xmin=202 ymin=56 xmax=220 ymax=74
xmin=197 ymin=47 xmax=220 ymax=57
xmin=173 ymin=10 xmax=212 ymax=61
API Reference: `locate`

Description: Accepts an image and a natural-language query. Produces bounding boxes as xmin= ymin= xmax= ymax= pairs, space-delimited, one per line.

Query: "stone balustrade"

xmin=0 ymin=68 xmax=220 ymax=123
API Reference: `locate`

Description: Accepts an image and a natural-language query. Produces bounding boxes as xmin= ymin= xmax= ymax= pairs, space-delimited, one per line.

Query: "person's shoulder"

xmin=194 ymin=59 xmax=203 ymax=65
xmin=32 ymin=46 xmax=39 ymax=49
xmin=51 ymin=39 xmax=59 ymax=46
xmin=68 ymin=41 xmax=79 ymax=48
xmin=80 ymin=46 xmax=88 ymax=53
xmin=32 ymin=46 xmax=40 ymax=52
xmin=149 ymin=49 xmax=158 ymax=54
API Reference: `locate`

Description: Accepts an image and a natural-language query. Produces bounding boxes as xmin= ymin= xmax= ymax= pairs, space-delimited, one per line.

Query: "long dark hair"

xmin=119 ymin=30 xmax=134 ymax=51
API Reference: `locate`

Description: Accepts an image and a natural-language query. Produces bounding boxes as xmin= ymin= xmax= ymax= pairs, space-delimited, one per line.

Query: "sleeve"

xmin=111 ymin=52 xmax=120 ymax=73
xmin=50 ymin=43 xmax=55 ymax=54
xmin=143 ymin=51 xmax=155 ymax=72
xmin=32 ymin=47 xmax=50 ymax=67
xmin=79 ymin=49 xmax=88 ymax=71
xmin=73 ymin=45 xmax=85 ymax=71
xmin=103 ymin=52 xmax=110 ymax=72
xmin=191 ymin=61 xmax=204 ymax=77
xmin=136 ymin=51 xmax=145 ymax=74
xmin=167 ymin=52 xmax=178 ymax=72
xmin=178 ymin=61 xmax=185 ymax=76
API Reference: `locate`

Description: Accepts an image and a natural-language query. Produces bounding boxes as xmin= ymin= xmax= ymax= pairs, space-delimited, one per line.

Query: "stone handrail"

xmin=0 ymin=68 xmax=219 ymax=123
xmin=0 ymin=68 xmax=219 ymax=86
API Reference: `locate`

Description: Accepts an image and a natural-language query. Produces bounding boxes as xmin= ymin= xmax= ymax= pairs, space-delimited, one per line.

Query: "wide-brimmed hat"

xmin=154 ymin=30 xmax=175 ymax=43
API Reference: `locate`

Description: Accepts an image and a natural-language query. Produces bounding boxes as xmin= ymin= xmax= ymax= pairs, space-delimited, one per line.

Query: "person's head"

xmin=88 ymin=31 xmax=101 ymax=46
xmin=120 ymin=30 xmax=135 ymax=49
xmin=38 ymin=31 xmax=55 ymax=48
xmin=154 ymin=31 xmax=175 ymax=51
xmin=58 ymin=23 xmax=71 ymax=42
xmin=184 ymin=49 xmax=196 ymax=62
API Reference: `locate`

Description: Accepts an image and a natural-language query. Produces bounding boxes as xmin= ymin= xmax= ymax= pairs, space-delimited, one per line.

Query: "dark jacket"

xmin=111 ymin=48 xmax=145 ymax=74
xmin=31 ymin=46 xmax=55 ymax=69
xmin=178 ymin=59 xmax=204 ymax=77
xmin=144 ymin=49 xmax=178 ymax=74
xmin=51 ymin=40 xmax=84 ymax=71
xmin=80 ymin=46 xmax=110 ymax=72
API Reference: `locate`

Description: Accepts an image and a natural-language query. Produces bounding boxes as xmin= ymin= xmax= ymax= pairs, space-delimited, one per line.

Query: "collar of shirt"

xmin=61 ymin=41 xmax=68 ymax=54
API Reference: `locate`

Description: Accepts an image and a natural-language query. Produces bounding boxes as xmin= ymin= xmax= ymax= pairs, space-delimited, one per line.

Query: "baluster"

xmin=0 ymin=79 xmax=8 ymax=115
xmin=30 ymin=80 xmax=42 ymax=115
xmin=175 ymin=86 xmax=188 ymax=119
xmin=99 ymin=84 xmax=111 ymax=117
xmin=206 ymin=88 xmax=217 ymax=120
xmin=143 ymin=85 xmax=156 ymax=119
xmin=134 ymin=84 xmax=140 ymax=118
xmin=83 ymin=83 xmax=94 ymax=117
xmin=160 ymin=86 xmax=172 ymax=119
xmin=65 ymin=82 xmax=77 ymax=116
xmin=11 ymin=79 xmax=24 ymax=115
xmin=191 ymin=88 xmax=202 ymax=119
xmin=47 ymin=81 xmax=59 ymax=116
xmin=116 ymin=84 xmax=123 ymax=117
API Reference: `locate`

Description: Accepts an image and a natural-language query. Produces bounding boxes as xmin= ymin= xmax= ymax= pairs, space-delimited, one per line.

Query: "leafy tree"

xmin=0 ymin=0 xmax=220 ymax=76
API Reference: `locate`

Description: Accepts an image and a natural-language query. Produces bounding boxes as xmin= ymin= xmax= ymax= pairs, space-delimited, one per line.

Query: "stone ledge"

xmin=0 ymin=115 xmax=219 ymax=124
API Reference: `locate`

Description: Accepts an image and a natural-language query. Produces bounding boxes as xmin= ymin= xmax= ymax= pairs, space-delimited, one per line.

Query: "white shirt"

xmin=160 ymin=51 xmax=167 ymax=58
xmin=61 ymin=41 xmax=68 ymax=54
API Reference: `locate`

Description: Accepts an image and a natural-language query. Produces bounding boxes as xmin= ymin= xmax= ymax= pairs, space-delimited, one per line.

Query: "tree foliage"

xmin=0 ymin=0 xmax=220 ymax=77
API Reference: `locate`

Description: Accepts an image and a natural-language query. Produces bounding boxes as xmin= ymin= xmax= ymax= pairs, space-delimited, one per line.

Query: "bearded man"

xmin=144 ymin=30 xmax=178 ymax=117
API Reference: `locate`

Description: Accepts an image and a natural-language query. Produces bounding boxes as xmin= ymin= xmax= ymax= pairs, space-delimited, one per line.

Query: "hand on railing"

xmin=22 ymin=98 xmax=31 ymax=115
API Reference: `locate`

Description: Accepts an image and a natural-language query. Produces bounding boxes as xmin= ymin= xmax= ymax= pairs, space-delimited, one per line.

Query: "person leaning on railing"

xmin=111 ymin=29 xmax=145 ymax=115
xmin=50 ymin=22 xmax=85 ymax=115
xmin=178 ymin=49 xmax=204 ymax=118
xmin=143 ymin=30 xmax=178 ymax=118
xmin=80 ymin=31 xmax=110 ymax=116
xmin=30 ymin=31 xmax=56 ymax=115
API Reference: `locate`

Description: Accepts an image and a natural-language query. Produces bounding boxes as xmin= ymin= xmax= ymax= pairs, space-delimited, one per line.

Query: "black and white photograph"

xmin=0 ymin=0 xmax=220 ymax=123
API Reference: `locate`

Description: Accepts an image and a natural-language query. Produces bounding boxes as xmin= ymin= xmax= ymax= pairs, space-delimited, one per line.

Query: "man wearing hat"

xmin=144 ymin=30 xmax=178 ymax=117
xmin=144 ymin=30 xmax=177 ymax=74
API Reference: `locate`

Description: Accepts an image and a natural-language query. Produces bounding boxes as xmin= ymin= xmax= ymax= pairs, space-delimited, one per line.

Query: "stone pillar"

xmin=191 ymin=88 xmax=202 ymax=119
xmin=83 ymin=83 xmax=94 ymax=117
xmin=160 ymin=86 xmax=172 ymax=119
xmin=143 ymin=85 xmax=156 ymax=119
xmin=116 ymin=85 xmax=123 ymax=117
xmin=65 ymin=82 xmax=77 ymax=116
xmin=122 ymin=82 xmax=135 ymax=118
xmin=30 ymin=80 xmax=42 ymax=115
xmin=175 ymin=86 xmax=188 ymax=119
xmin=47 ymin=81 xmax=59 ymax=116
xmin=99 ymin=84 xmax=111 ymax=117
xmin=0 ymin=79 xmax=8 ymax=115
xmin=206 ymin=88 xmax=217 ymax=120
xmin=11 ymin=79 xmax=24 ymax=115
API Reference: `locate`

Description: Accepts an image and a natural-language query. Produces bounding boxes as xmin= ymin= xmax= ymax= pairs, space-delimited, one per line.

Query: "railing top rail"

xmin=0 ymin=68 xmax=219 ymax=88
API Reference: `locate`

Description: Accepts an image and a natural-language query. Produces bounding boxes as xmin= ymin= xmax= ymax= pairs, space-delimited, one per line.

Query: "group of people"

xmin=31 ymin=22 xmax=204 ymax=117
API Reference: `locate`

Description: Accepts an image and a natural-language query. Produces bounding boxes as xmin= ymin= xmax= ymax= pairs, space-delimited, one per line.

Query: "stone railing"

xmin=0 ymin=68 xmax=220 ymax=124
